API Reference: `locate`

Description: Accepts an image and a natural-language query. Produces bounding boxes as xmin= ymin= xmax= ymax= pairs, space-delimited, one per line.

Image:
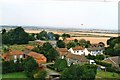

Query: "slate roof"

xmin=72 ymin=46 xmax=85 ymax=50
xmin=66 ymin=53 xmax=88 ymax=62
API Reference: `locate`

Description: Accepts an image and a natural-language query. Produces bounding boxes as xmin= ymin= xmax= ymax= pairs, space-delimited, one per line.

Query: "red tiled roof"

xmin=27 ymin=51 xmax=47 ymax=64
xmin=25 ymin=46 xmax=34 ymax=50
xmin=4 ymin=50 xmax=24 ymax=55
xmin=56 ymin=48 xmax=68 ymax=56
xmin=2 ymin=50 xmax=24 ymax=61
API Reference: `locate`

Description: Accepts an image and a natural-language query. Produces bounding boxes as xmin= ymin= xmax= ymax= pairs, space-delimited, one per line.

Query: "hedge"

xmin=95 ymin=60 xmax=112 ymax=68
xmin=2 ymin=60 xmax=24 ymax=74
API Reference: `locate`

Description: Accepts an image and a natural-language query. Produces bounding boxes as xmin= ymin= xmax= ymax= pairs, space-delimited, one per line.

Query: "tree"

xmin=67 ymin=42 xmax=76 ymax=49
xmin=57 ymin=40 xmax=65 ymax=48
xmin=2 ymin=45 xmax=10 ymax=53
xmin=28 ymin=34 xmax=35 ymax=41
xmin=35 ymin=70 xmax=47 ymax=80
xmin=114 ymin=43 xmax=120 ymax=56
xmin=105 ymin=37 xmax=120 ymax=56
xmin=74 ymin=39 xmax=78 ymax=43
xmin=86 ymin=54 xmax=95 ymax=60
xmin=62 ymin=33 xmax=70 ymax=40
xmin=54 ymin=34 xmax=60 ymax=40
xmin=2 ymin=27 xmax=29 ymax=44
xmin=37 ymin=30 xmax=48 ymax=40
xmin=2 ymin=29 xmax=6 ymax=35
xmin=47 ymin=48 xmax=59 ymax=62
xmin=95 ymin=54 xmax=105 ymax=60
xmin=47 ymin=32 xmax=54 ymax=40
xmin=79 ymin=39 xmax=90 ymax=48
xmin=104 ymin=47 xmax=114 ymax=56
xmin=43 ymin=42 xmax=52 ymax=52
xmin=60 ymin=64 xmax=97 ymax=80
xmin=34 ymin=42 xmax=59 ymax=62
xmin=54 ymin=58 xmax=68 ymax=72
xmin=23 ymin=57 xmax=38 ymax=78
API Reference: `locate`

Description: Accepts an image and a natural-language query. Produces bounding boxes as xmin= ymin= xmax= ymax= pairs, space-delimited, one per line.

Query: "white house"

xmin=68 ymin=46 xmax=104 ymax=56
xmin=87 ymin=47 xmax=104 ymax=56
xmin=68 ymin=46 xmax=90 ymax=56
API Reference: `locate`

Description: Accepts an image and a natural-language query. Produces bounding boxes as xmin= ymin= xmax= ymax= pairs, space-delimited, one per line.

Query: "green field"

xmin=2 ymin=72 xmax=28 ymax=78
xmin=96 ymin=70 xmax=120 ymax=79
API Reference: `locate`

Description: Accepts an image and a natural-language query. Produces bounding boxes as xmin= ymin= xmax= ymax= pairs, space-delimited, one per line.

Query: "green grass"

xmin=96 ymin=70 xmax=120 ymax=79
xmin=10 ymin=44 xmax=27 ymax=51
xmin=2 ymin=72 xmax=28 ymax=78
xmin=9 ymin=41 xmax=36 ymax=51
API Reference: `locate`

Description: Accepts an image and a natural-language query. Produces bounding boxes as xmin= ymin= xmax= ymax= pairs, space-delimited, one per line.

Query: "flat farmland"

xmin=25 ymin=29 xmax=118 ymax=47
xmin=72 ymin=37 xmax=109 ymax=47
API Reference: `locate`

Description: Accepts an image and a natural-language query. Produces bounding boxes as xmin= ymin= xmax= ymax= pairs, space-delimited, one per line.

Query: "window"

xmin=20 ymin=55 xmax=23 ymax=58
xmin=23 ymin=54 xmax=25 ymax=58
xmin=14 ymin=60 xmax=17 ymax=63
xmin=14 ymin=55 xmax=17 ymax=59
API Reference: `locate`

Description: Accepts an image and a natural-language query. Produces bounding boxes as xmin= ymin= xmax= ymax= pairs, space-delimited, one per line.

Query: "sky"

xmin=0 ymin=0 xmax=119 ymax=30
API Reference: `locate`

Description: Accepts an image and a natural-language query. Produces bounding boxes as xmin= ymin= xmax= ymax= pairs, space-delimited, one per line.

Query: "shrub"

xmin=35 ymin=70 xmax=47 ymax=80
xmin=2 ymin=60 xmax=24 ymax=74
xmin=95 ymin=60 xmax=112 ymax=68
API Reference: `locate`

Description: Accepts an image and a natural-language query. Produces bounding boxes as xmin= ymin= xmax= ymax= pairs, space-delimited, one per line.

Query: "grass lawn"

xmin=96 ymin=70 xmax=120 ymax=79
xmin=2 ymin=72 xmax=28 ymax=78
xmin=9 ymin=41 xmax=36 ymax=51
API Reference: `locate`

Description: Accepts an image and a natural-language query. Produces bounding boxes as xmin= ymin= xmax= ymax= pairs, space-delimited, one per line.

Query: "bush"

xmin=60 ymin=64 xmax=97 ymax=80
xmin=54 ymin=58 xmax=68 ymax=72
xmin=35 ymin=70 xmax=47 ymax=80
xmin=95 ymin=54 xmax=105 ymax=60
xmin=2 ymin=60 xmax=24 ymax=74
xmin=95 ymin=60 xmax=112 ymax=68
xmin=106 ymin=67 xmax=120 ymax=73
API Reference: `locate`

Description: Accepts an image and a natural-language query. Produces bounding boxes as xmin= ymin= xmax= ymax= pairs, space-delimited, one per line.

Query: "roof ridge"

xmin=109 ymin=58 xmax=117 ymax=65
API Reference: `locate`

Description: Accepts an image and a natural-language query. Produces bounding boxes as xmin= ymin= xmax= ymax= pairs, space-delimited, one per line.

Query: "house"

xmin=35 ymin=40 xmax=56 ymax=47
xmin=35 ymin=40 xmax=45 ymax=46
xmin=87 ymin=47 xmax=104 ymax=56
xmin=103 ymin=56 xmax=120 ymax=68
xmin=66 ymin=52 xmax=88 ymax=66
xmin=68 ymin=46 xmax=90 ymax=56
xmin=56 ymin=48 xmax=68 ymax=59
xmin=2 ymin=50 xmax=25 ymax=63
xmin=24 ymin=46 xmax=47 ymax=65
xmin=27 ymin=51 xmax=47 ymax=65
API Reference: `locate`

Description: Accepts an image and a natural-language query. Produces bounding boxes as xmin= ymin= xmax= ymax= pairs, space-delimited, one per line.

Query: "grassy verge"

xmin=96 ymin=70 xmax=120 ymax=79
xmin=2 ymin=72 xmax=27 ymax=78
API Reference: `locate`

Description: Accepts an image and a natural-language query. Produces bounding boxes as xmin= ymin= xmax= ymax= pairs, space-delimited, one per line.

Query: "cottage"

xmin=2 ymin=50 xmax=25 ymax=63
xmin=35 ymin=40 xmax=56 ymax=47
xmin=68 ymin=46 xmax=90 ymax=56
xmin=27 ymin=51 xmax=47 ymax=65
xmin=87 ymin=47 xmax=104 ymax=56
